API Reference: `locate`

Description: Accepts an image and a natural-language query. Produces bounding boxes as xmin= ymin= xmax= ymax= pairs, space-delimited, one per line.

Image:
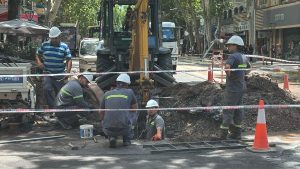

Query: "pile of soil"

xmin=158 ymin=72 xmax=300 ymax=142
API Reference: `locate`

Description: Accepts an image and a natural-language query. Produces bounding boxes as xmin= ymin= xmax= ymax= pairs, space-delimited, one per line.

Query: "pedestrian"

xmin=55 ymin=73 xmax=93 ymax=129
xmin=276 ymin=44 xmax=282 ymax=59
xmin=145 ymin=99 xmax=165 ymax=141
xmin=261 ymin=44 xmax=268 ymax=65
xmin=220 ymin=35 xmax=251 ymax=140
xmin=243 ymin=45 xmax=248 ymax=54
xmin=123 ymin=6 xmax=133 ymax=31
xmin=99 ymin=73 xmax=138 ymax=148
xmin=36 ymin=26 xmax=72 ymax=109
xmin=271 ymin=45 xmax=276 ymax=65
xmin=248 ymin=44 xmax=254 ymax=62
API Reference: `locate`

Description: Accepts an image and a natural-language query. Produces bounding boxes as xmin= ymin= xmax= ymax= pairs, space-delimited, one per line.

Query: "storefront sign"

xmin=238 ymin=21 xmax=249 ymax=31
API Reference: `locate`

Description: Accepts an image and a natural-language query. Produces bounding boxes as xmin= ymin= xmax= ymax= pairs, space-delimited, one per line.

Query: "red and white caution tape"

xmin=0 ymin=66 xmax=299 ymax=78
xmin=1 ymin=104 xmax=300 ymax=114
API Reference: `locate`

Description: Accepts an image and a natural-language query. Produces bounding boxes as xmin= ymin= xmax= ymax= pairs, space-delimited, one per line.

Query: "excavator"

xmin=95 ymin=0 xmax=176 ymax=105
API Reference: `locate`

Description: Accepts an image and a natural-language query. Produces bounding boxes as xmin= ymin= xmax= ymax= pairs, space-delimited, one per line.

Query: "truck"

xmin=79 ymin=38 xmax=103 ymax=72
xmin=162 ymin=22 xmax=179 ymax=70
xmin=96 ymin=0 xmax=176 ymax=93
xmin=0 ymin=62 xmax=35 ymax=129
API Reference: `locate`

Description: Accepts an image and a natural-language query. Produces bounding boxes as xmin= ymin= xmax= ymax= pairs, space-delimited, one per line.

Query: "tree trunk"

xmin=188 ymin=0 xmax=201 ymax=54
xmin=202 ymin=0 xmax=212 ymax=54
xmin=48 ymin=0 xmax=62 ymax=25
xmin=7 ymin=0 xmax=20 ymax=43
xmin=8 ymin=0 xmax=20 ymax=20
xmin=214 ymin=16 xmax=220 ymax=39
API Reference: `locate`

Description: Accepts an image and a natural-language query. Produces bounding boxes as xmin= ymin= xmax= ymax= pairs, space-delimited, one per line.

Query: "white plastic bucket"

xmin=80 ymin=124 xmax=93 ymax=138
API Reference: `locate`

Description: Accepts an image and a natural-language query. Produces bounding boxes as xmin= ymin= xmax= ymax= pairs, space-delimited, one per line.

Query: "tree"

xmin=201 ymin=0 xmax=231 ymax=53
xmin=48 ymin=0 xmax=63 ymax=25
xmin=161 ymin=0 xmax=203 ymax=53
xmin=55 ymin=0 xmax=101 ymax=36
xmin=8 ymin=0 xmax=20 ymax=20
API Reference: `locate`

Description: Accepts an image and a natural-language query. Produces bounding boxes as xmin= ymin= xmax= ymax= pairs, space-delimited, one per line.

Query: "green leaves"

xmin=55 ymin=0 xmax=101 ymax=36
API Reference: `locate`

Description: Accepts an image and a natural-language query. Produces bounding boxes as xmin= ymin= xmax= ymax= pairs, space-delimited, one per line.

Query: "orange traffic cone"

xmin=208 ymin=65 xmax=213 ymax=82
xmin=247 ymin=100 xmax=275 ymax=153
xmin=283 ymin=74 xmax=289 ymax=90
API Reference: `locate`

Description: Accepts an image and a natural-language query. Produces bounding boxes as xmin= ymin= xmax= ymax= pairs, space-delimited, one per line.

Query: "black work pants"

xmin=221 ymin=91 xmax=244 ymax=130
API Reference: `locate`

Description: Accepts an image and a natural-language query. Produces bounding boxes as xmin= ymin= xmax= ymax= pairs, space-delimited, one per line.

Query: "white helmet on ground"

xmin=226 ymin=35 xmax=244 ymax=46
xmin=116 ymin=73 xmax=131 ymax=84
xmin=49 ymin=26 xmax=62 ymax=38
xmin=80 ymin=72 xmax=93 ymax=83
xmin=146 ymin=99 xmax=159 ymax=108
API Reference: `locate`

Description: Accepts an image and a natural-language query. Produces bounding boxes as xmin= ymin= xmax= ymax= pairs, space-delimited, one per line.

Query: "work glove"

xmin=152 ymin=133 xmax=162 ymax=141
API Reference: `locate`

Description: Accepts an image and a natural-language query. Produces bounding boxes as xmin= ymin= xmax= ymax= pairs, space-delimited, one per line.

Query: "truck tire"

xmin=153 ymin=64 xmax=176 ymax=83
xmin=152 ymin=53 xmax=176 ymax=86
xmin=157 ymin=53 xmax=173 ymax=76
xmin=96 ymin=54 xmax=114 ymax=72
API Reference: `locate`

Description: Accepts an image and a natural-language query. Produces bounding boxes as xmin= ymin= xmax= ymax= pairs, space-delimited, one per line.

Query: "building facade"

xmin=221 ymin=0 xmax=254 ymax=48
xmin=256 ymin=0 xmax=300 ymax=60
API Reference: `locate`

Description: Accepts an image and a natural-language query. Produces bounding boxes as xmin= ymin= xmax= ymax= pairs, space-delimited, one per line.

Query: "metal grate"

xmin=143 ymin=140 xmax=252 ymax=154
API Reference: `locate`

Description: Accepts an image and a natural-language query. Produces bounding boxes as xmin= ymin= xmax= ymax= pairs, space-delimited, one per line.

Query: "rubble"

xmin=158 ymin=72 xmax=300 ymax=141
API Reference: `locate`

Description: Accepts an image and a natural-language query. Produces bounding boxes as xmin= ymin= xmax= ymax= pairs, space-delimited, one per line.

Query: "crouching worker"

xmin=145 ymin=100 xmax=165 ymax=141
xmin=99 ymin=73 xmax=138 ymax=148
xmin=55 ymin=73 xmax=93 ymax=129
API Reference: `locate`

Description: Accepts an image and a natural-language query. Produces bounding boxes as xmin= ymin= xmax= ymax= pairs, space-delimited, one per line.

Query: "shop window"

xmin=234 ymin=7 xmax=238 ymax=15
xmin=239 ymin=6 xmax=244 ymax=13
xmin=228 ymin=9 xmax=232 ymax=18
xmin=223 ymin=11 xmax=227 ymax=19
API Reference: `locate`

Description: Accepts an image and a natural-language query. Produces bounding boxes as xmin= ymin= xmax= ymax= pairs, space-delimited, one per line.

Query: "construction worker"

xmin=145 ymin=99 xmax=165 ymax=141
xmin=55 ymin=73 xmax=93 ymax=129
xmin=221 ymin=35 xmax=251 ymax=140
xmin=123 ymin=6 xmax=133 ymax=31
xmin=36 ymin=26 xmax=72 ymax=109
xmin=99 ymin=73 xmax=138 ymax=148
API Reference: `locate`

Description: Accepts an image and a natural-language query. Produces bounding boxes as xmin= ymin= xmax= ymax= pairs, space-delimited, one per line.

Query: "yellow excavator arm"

xmin=130 ymin=0 xmax=151 ymax=104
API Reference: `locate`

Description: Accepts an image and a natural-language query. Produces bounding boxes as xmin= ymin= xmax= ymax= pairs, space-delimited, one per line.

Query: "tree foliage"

xmin=55 ymin=0 xmax=101 ymax=36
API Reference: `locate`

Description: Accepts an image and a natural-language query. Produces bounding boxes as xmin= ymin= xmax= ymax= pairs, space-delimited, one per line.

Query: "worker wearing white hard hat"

xmin=220 ymin=35 xmax=251 ymax=140
xmin=100 ymin=73 xmax=138 ymax=148
xmin=35 ymin=26 xmax=72 ymax=109
xmin=55 ymin=72 xmax=93 ymax=129
xmin=145 ymin=99 xmax=165 ymax=141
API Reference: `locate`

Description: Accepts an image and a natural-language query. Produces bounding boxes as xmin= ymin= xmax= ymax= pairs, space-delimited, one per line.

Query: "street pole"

xmin=253 ymin=0 xmax=257 ymax=54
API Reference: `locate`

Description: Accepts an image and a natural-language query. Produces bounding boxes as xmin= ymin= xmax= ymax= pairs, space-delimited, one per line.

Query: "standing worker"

xmin=36 ymin=26 xmax=72 ymax=109
xmin=145 ymin=99 xmax=165 ymax=141
xmin=220 ymin=35 xmax=251 ymax=140
xmin=55 ymin=73 xmax=93 ymax=129
xmin=100 ymin=73 xmax=138 ymax=148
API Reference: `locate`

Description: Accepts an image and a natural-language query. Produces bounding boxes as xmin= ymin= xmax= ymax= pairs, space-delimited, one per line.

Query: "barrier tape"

xmin=0 ymin=66 xmax=299 ymax=78
xmin=183 ymin=54 xmax=300 ymax=64
xmin=1 ymin=104 xmax=300 ymax=114
xmin=245 ymin=55 xmax=300 ymax=64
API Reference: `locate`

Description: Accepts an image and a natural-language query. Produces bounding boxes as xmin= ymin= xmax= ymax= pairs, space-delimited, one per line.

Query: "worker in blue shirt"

xmin=36 ymin=26 xmax=72 ymax=109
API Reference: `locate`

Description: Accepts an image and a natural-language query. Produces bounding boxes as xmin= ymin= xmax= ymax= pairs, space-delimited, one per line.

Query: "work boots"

xmin=228 ymin=126 xmax=242 ymax=140
xmin=109 ymin=137 xmax=117 ymax=148
xmin=219 ymin=129 xmax=228 ymax=140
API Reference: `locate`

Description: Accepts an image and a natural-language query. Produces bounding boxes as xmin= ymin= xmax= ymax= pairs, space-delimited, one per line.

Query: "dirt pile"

xmin=159 ymin=72 xmax=300 ymax=142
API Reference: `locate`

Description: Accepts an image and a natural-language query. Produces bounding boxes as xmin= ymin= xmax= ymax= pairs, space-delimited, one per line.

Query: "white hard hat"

xmin=49 ymin=26 xmax=62 ymax=38
xmin=116 ymin=73 xmax=131 ymax=84
xmin=146 ymin=99 xmax=159 ymax=108
xmin=226 ymin=35 xmax=244 ymax=46
xmin=80 ymin=72 xmax=93 ymax=83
